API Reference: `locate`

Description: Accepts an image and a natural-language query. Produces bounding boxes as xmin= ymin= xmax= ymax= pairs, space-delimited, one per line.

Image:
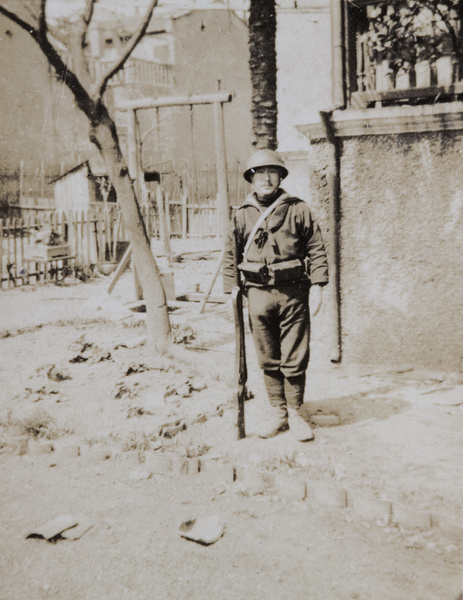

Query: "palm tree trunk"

xmin=249 ymin=0 xmax=278 ymax=150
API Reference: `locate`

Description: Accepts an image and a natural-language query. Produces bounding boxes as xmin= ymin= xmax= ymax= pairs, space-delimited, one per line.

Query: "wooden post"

xmin=198 ymin=248 xmax=225 ymax=314
xmin=213 ymin=100 xmax=229 ymax=239
xmin=127 ymin=109 xmax=141 ymax=200
xmin=19 ymin=216 xmax=25 ymax=285
xmin=86 ymin=211 xmax=91 ymax=264
xmin=0 ymin=218 xmax=3 ymax=290
xmin=156 ymin=186 xmax=171 ymax=263
xmin=182 ymin=189 xmax=188 ymax=239
xmin=19 ymin=160 xmax=24 ymax=200
xmin=40 ymin=161 xmax=45 ymax=199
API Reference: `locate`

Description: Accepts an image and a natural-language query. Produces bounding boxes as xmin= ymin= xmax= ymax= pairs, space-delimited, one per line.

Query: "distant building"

xmin=0 ymin=6 xmax=252 ymax=203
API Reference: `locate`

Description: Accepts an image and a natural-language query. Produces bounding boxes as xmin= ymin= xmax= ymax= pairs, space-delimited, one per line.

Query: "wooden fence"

xmin=0 ymin=197 xmax=220 ymax=289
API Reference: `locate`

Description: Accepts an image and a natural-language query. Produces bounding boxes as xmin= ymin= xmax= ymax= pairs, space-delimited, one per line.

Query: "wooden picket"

xmin=0 ymin=194 xmax=223 ymax=289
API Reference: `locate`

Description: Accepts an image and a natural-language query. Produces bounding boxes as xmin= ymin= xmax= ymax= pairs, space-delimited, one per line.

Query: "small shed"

xmin=51 ymin=157 xmax=121 ymax=264
xmin=52 ymin=156 xmax=116 ymax=214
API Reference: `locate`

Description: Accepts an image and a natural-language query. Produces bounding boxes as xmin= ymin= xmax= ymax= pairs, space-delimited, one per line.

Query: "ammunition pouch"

xmin=238 ymin=259 xmax=305 ymax=286
xmin=238 ymin=261 xmax=269 ymax=284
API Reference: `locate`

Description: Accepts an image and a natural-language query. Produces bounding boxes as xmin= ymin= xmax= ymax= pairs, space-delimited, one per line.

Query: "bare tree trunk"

xmin=90 ymin=110 xmax=170 ymax=353
xmin=0 ymin=0 xmax=172 ymax=354
xmin=249 ymin=0 xmax=278 ymax=150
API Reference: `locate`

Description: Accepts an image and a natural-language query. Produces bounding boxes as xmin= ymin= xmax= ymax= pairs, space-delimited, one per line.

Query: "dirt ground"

xmin=0 ymin=239 xmax=462 ymax=600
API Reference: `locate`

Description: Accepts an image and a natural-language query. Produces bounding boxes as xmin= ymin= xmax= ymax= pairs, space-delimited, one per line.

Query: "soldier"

xmin=223 ymin=149 xmax=329 ymax=441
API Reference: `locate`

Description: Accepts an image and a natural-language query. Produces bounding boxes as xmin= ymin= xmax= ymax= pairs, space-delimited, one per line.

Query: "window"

xmin=345 ymin=0 xmax=463 ymax=108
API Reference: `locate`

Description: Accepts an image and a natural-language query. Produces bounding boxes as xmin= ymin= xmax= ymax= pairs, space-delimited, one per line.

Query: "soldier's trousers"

xmin=247 ymin=282 xmax=311 ymax=378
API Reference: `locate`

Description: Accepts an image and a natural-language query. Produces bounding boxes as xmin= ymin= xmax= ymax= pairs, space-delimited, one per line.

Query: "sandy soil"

xmin=0 ymin=240 xmax=461 ymax=600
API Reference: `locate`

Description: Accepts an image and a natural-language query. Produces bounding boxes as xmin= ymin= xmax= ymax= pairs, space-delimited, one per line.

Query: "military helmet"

xmin=243 ymin=149 xmax=288 ymax=183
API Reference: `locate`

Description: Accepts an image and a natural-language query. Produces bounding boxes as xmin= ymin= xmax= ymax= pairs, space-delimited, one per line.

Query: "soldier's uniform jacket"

xmin=223 ymin=189 xmax=329 ymax=293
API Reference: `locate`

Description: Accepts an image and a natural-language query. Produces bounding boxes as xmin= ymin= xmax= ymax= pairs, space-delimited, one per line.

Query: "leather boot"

xmin=258 ymin=370 xmax=289 ymax=438
xmin=285 ymin=374 xmax=314 ymax=442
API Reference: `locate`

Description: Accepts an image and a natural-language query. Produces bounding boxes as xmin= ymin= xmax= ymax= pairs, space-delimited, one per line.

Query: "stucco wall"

xmin=310 ymin=131 xmax=463 ymax=372
xmin=276 ymin=6 xmax=331 ymax=154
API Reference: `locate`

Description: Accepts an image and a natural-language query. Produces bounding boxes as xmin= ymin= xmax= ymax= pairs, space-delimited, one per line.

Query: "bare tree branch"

xmin=81 ymin=0 xmax=95 ymax=52
xmin=69 ymin=3 xmax=94 ymax=92
xmin=92 ymin=0 xmax=158 ymax=101
xmin=39 ymin=0 xmax=46 ymax=37
xmin=18 ymin=0 xmax=39 ymax=27
xmin=83 ymin=0 xmax=95 ymax=25
xmin=0 ymin=4 xmax=39 ymax=39
xmin=0 ymin=3 xmax=95 ymax=120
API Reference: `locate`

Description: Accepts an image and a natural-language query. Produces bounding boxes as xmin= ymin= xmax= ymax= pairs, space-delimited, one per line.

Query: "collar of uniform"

xmin=243 ymin=189 xmax=289 ymax=209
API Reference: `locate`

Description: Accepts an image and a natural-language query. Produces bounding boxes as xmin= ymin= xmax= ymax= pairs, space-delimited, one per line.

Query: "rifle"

xmin=232 ymin=227 xmax=247 ymax=439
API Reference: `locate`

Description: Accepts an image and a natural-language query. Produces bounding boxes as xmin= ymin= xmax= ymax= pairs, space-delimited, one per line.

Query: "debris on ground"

xmin=124 ymin=363 xmax=150 ymax=376
xmin=165 ymin=378 xmax=208 ymax=399
xmin=68 ymin=336 xmax=112 ymax=363
xmin=178 ymin=515 xmax=224 ymax=545
xmin=172 ymin=323 xmax=197 ymax=345
xmin=26 ymin=514 xmax=92 ymax=542
xmin=113 ymin=381 xmax=139 ymax=400
xmin=46 ymin=365 xmax=72 ymax=382
xmin=115 ymin=335 xmax=147 ymax=350
xmin=129 ymin=467 xmax=151 ymax=481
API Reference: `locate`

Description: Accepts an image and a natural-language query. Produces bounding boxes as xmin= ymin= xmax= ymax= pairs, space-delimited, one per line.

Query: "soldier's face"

xmin=251 ymin=167 xmax=281 ymax=199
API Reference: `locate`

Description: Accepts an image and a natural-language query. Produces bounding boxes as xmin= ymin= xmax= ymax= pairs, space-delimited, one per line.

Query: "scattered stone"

xmin=404 ymin=538 xmax=424 ymax=549
xmin=274 ymin=475 xmax=306 ymax=501
xmin=46 ymin=365 xmax=72 ymax=382
xmin=53 ymin=442 xmax=80 ymax=459
xmin=114 ymin=381 xmax=138 ymax=400
xmin=159 ymin=420 xmax=186 ymax=438
xmin=199 ymin=460 xmax=235 ymax=483
xmin=85 ymin=446 xmax=113 ymax=461
xmin=348 ymin=491 xmax=392 ymax=521
xmin=178 ymin=515 xmax=224 ymax=545
xmin=14 ymin=436 xmax=30 ymax=455
xmin=171 ymin=455 xmax=190 ymax=475
xmin=127 ymin=406 xmax=147 ymax=419
xmin=27 ymin=438 xmax=54 ymax=456
xmin=235 ymin=467 xmax=274 ymax=495
xmin=125 ymin=363 xmax=149 ymax=376
xmin=190 ymin=378 xmax=207 ymax=392
xmin=187 ymin=458 xmax=201 ymax=474
xmin=144 ymin=454 xmax=172 ymax=475
xmin=176 ymin=384 xmax=192 ymax=398
xmin=117 ymin=335 xmax=147 ymax=350
xmin=26 ymin=515 xmax=79 ymax=541
xmin=437 ymin=515 xmax=463 ymax=543
xmin=311 ymin=414 xmax=341 ymax=427
xmin=333 ymin=464 xmax=348 ymax=480
xmin=129 ymin=467 xmax=151 ymax=481
xmin=392 ymin=503 xmax=431 ymax=531
xmin=306 ymin=481 xmax=347 ymax=509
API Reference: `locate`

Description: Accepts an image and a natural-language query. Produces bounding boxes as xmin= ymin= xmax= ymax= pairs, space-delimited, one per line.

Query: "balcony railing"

xmin=352 ymin=48 xmax=463 ymax=108
xmin=347 ymin=1 xmax=463 ymax=108
xmin=89 ymin=58 xmax=174 ymax=89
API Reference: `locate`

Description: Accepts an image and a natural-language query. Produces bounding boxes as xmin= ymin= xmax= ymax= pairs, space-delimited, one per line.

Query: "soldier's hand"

xmin=309 ymin=284 xmax=323 ymax=318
